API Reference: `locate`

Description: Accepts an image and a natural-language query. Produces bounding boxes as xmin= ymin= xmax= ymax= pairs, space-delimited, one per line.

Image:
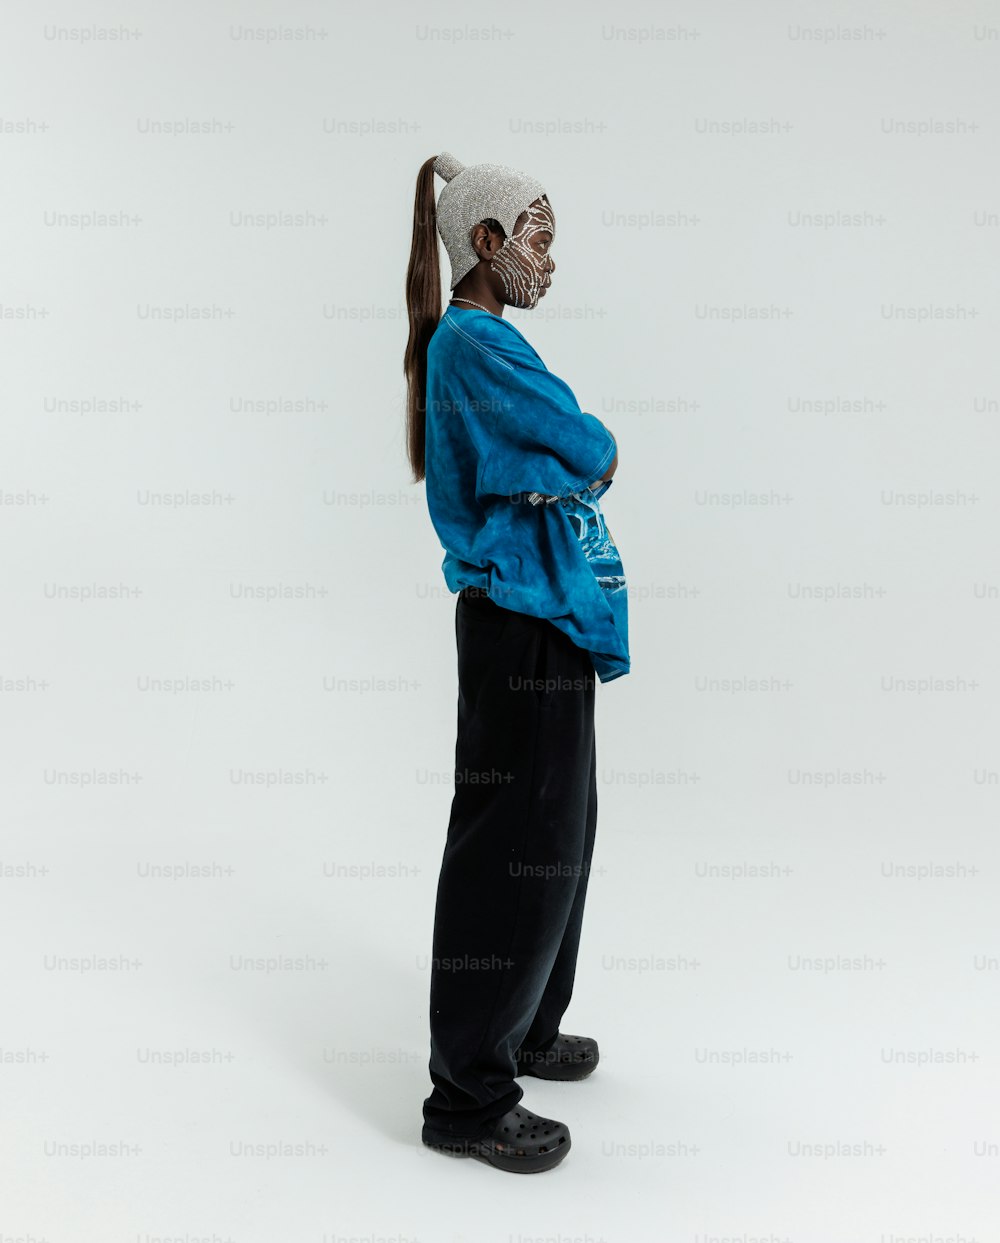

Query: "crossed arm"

xmin=524 ymin=424 xmax=618 ymax=508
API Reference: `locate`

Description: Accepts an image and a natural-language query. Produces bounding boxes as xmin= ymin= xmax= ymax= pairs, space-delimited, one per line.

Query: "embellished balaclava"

xmin=433 ymin=151 xmax=550 ymax=297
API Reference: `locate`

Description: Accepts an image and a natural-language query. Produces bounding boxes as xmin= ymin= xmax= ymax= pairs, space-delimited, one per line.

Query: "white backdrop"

xmin=2 ymin=0 xmax=998 ymax=1239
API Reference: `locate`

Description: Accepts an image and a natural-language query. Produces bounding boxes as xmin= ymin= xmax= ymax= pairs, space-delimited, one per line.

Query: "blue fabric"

xmin=424 ymin=306 xmax=630 ymax=683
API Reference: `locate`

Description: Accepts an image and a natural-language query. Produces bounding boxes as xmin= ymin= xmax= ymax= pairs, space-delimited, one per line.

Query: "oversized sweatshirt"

xmin=423 ymin=305 xmax=629 ymax=683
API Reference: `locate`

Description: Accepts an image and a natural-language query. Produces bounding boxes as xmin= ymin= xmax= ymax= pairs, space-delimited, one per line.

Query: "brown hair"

xmin=403 ymin=157 xmax=442 ymax=483
xmin=403 ymin=159 xmax=506 ymax=483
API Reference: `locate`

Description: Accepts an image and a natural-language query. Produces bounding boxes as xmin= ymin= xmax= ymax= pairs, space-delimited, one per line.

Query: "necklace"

xmin=451 ymin=297 xmax=495 ymax=315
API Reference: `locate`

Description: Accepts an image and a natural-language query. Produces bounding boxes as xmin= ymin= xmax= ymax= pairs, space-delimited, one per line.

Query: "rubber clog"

xmin=422 ymin=1104 xmax=571 ymax=1173
xmin=515 ymin=1032 xmax=599 ymax=1081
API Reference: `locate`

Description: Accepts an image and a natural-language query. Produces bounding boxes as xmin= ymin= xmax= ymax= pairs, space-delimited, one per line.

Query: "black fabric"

xmin=422 ymin=588 xmax=599 ymax=1140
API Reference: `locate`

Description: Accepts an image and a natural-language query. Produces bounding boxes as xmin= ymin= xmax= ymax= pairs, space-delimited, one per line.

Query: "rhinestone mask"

xmin=491 ymin=196 xmax=555 ymax=310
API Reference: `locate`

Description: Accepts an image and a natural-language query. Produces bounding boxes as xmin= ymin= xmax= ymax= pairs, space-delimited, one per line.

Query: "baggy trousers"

xmin=422 ymin=586 xmax=598 ymax=1141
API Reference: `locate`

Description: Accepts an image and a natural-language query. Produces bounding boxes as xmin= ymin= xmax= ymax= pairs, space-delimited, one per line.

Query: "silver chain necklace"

xmin=451 ymin=297 xmax=495 ymax=314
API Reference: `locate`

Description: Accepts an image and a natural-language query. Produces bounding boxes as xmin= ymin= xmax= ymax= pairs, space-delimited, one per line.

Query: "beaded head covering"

xmin=433 ymin=150 xmax=547 ymax=290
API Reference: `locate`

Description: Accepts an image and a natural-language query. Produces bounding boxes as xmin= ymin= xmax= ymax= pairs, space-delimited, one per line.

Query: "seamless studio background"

xmin=1 ymin=0 xmax=998 ymax=1239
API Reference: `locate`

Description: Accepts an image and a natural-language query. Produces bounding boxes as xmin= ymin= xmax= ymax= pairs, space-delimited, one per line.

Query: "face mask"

xmin=491 ymin=196 xmax=555 ymax=309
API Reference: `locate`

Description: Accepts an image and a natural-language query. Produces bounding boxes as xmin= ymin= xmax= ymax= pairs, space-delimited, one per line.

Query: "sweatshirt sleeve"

xmin=453 ymin=316 xmax=617 ymax=500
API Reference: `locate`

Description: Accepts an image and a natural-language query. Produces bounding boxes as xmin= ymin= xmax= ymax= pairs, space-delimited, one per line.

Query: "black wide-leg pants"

xmin=422 ymin=586 xmax=598 ymax=1141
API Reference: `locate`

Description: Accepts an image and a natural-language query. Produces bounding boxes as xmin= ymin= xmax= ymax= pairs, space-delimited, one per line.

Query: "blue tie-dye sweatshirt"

xmin=423 ymin=306 xmax=629 ymax=683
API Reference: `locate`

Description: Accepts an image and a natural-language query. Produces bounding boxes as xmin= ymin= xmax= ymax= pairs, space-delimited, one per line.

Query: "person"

xmin=403 ymin=150 xmax=630 ymax=1174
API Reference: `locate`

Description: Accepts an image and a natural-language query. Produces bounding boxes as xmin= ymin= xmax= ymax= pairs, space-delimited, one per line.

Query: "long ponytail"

xmin=403 ymin=157 xmax=442 ymax=483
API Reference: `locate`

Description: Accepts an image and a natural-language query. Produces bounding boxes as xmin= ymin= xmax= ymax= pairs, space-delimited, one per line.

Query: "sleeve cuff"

xmin=557 ymin=434 xmax=617 ymax=498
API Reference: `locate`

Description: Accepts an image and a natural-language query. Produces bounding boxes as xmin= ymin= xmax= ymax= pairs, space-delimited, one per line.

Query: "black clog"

xmin=515 ymin=1032 xmax=599 ymax=1081
xmin=422 ymin=1104 xmax=571 ymax=1173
